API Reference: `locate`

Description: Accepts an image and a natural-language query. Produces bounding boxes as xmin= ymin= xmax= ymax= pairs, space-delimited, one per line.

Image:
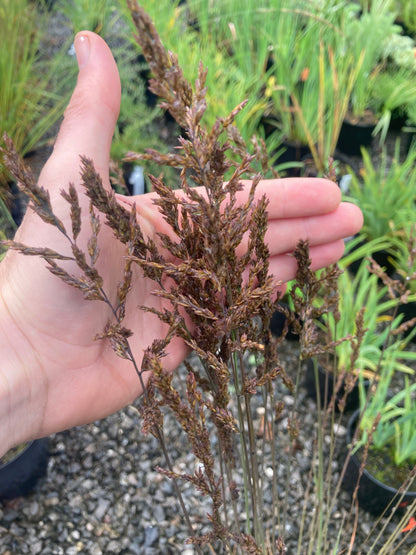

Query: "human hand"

xmin=0 ymin=32 xmax=362 ymax=455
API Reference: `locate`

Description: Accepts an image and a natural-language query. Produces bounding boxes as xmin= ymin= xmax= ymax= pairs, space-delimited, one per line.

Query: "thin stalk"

xmin=218 ymin=437 xmax=241 ymax=536
xmin=307 ymin=365 xmax=325 ymax=555
xmin=282 ymin=344 xmax=304 ymax=535
xmin=262 ymin=380 xmax=282 ymax=546
xmin=317 ymin=40 xmax=325 ymax=171
xmin=225 ymin=268 xmax=260 ymax=545
xmin=98 ymin=289 xmax=203 ymax=553
xmin=320 ymin=395 xmax=346 ymax=552
xmin=366 ymin=495 xmax=416 ymax=554
xmin=230 ymin=346 xmax=254 ymax=537
xmin=124 ymin=348 xmax=200 ymax=548
xmin=238 ymin=348 xmax=264 ymax=548
xmin=297 ymin=357 xmax=321 ymax=552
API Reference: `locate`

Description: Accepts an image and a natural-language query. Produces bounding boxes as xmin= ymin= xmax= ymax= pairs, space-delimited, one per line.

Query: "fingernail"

xmin=74 ymin=33 xmax=90 ymax=69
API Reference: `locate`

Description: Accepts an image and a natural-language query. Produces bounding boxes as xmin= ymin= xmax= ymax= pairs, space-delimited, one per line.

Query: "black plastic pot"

xmin=342 ymin=410 xmax=416 ymax=516
xmin=336 ymin=118 xmax=376 ymax=157
xmin=347 ymin=238 xmax=397 ymax=278
xmin=304 ymin=359 xmax=369 ymax=412
xmin=269 ymin=303 xmax=299 ymax=341
xmin=274 ymin=141 xmax=310 ymax=177
xmin=397 ymin=301 xmax=416 ymax=342
xmin=0 ymin=438 xmax=49 ymax=501
xmin=404 ymin=129 xmax=416 ymax=154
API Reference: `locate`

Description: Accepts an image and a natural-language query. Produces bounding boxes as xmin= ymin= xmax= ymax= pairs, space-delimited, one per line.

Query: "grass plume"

xmin=2 ymin=3 xmax=416 ymax=553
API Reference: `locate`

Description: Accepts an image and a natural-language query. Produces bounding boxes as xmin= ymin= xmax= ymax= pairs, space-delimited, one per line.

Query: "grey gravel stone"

xmin=94 ymin=498 xmax=111 ymax=520
xmin=144 ymin=526 xmax=159 ymax=547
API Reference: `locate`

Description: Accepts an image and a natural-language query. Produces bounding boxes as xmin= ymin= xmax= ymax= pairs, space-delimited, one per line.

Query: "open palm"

xmin=0 ymin=32 xmax=362 ymax=452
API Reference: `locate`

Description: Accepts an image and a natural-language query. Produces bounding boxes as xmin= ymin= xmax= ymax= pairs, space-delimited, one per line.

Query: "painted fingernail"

xmin=74 ymin=33 xmax=90 ymax=69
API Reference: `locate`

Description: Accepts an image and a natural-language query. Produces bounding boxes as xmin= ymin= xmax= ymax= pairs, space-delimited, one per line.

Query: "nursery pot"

xmin=336 ymin=116 xmax=376 ymax=157
xmin=0 ymin=438 xmax=49 ymax=501
xmin=396 ymin=301 xmax=416 ymax=342
xmin=342 ymin=410 xmax=416 ymax=516
xmin=269 ymin=303 xmax=299 ymax=341
xmin=304 ymin=358 xmax=369 ymax=412
xmin=347 ymin=238 xmax=397 ymax=278
xmin=274 ymin=141 xmax=311 ymax=177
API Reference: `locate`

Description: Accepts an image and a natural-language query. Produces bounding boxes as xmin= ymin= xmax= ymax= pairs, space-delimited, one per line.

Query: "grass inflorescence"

xmin=2 ymin=2 xmax=416 ymax=553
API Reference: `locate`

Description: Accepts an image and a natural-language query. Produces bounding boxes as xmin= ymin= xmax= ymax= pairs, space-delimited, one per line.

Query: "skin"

xmin=0 ymin=32 xmax=363 ymax=457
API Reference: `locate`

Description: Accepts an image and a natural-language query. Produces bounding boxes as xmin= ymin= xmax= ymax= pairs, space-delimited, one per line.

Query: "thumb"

xmin=39 ymin=31 xmax=121 ymax=194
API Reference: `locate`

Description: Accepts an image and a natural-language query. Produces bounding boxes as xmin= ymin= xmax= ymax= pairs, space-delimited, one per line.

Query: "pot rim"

xmin=347 ymin=408 xmax=416 ymax=496
xmin=0 ymin=439 xmax=47 ymax=472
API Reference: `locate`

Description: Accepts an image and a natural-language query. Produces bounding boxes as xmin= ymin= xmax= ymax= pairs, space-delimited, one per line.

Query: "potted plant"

xmin=370 ymin=66 xmax=416 ymax=143
xmin=264 ymin=1 xmax=362 ymax=174
xmin=394 ymin=0 xmax=416 ymax=35
xmin=382 ymin=31 xmax=416 ymax=73
xmin=343 ymin=142 xmax=416 ymax=274
xmin=342 ymin=359 xmax=416 ymax=516
xmin=124 ymin=0 xmax=278 ymax=179
xmin=305 ymin=261 xmax=416 ymax=410
xmin=0 ymin=0 xmax=73 ymax=182
xmin=387 ymin=223 xmax=416 ymax=341
xmin=337 ymin=0 xmax=400 ymax=155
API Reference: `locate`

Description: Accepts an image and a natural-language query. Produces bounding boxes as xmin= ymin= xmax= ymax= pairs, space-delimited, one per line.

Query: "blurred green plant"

xmin=395 ymin=0 xmax=416 ymax=35
xmin=121 ymin=0 xmax=283 ymax=176
xmin=0 ymin=0 xmax=73 ymax=196
xmin=358 ymin=360 xmax=416 ymax=467
xmin=56 ymin=0 xmax=178 ymax=189
xmin=243 ymin=0 xmax=363 ymax=173
xmin=317 ymin=261 xmax=416 ymax=378
xmin=111 ymin=45 xmax=179 ymax=190
xmin=371 ymin=67 xmax=416 ymax=142
xmin=382 ymin=32 xmax=416 ymax=72
xmin=343 ymin=0 xmax=399 ymax=124
xmin=55 ymin=0 xmax=120 ymax=35
xmin=344 ymin=142 xmax=416 ymax=241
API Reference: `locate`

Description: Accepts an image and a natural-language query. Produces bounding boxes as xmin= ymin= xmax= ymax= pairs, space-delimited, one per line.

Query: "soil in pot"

xmin=342 ymin=409 xmax=416 ymax=516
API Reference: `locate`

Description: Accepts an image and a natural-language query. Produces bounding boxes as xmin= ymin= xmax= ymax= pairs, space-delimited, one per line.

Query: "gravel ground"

xmin=1 ymin=342 xmax=415 ymax=555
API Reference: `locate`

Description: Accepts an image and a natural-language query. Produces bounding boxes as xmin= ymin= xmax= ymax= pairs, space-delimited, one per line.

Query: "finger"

xmin=13 ymin=32 xmax=121 ymax=291
xmin=238 ymin=178 xmax=343 ymax=218
xmin=38 ymin=31 xmax=121 ymax=198
xmin=140 ymin=177 xmax=342 ymax=216
xmin=268 ymin=239 xmax=347 ymax=283
xmin=120 ymin=178 xmax=343 ymax=237
xmin=265 ymin=202 xmax=363 ymax=255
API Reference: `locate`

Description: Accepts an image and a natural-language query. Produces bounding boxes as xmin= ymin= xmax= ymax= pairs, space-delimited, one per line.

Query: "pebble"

xmin=333 ymin=423 xmax=347 ymax=437
xmin=144 ymin=526 xmax=159 ymax=547
xmin=94 ymin=498 xmax=111 ymax=520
